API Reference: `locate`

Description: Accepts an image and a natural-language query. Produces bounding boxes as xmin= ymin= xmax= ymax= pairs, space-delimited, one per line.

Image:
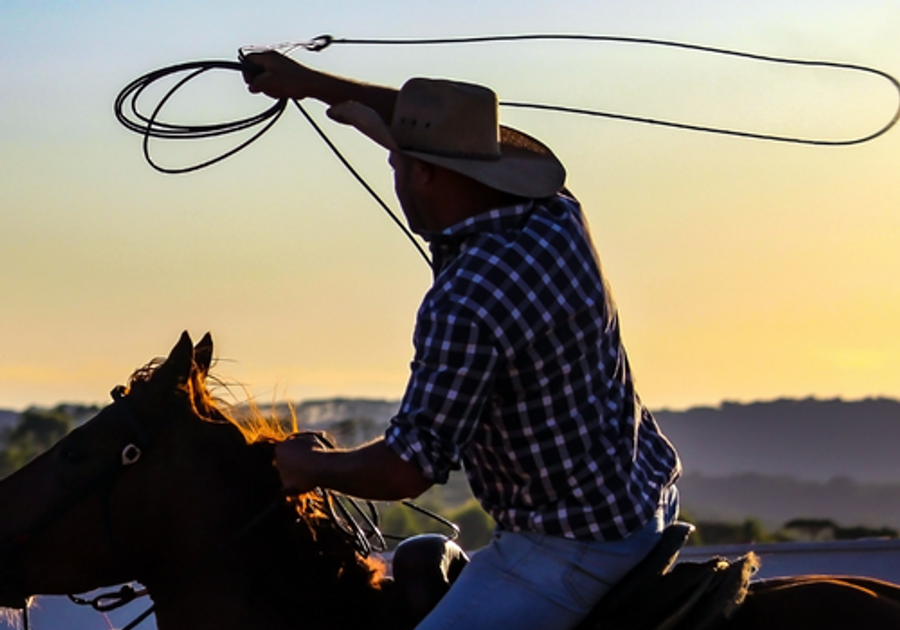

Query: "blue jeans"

xmin=415 ymin=486 xmax=679 ymax=630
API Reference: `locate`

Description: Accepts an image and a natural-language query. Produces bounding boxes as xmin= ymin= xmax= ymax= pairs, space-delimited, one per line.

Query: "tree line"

xmin=374 ymin=501 xmax=898 ymax=552
xmin=0 ymin=405 xmax=98 ymax=477
xmin=1 ymin=408 xmax=896 ymax=550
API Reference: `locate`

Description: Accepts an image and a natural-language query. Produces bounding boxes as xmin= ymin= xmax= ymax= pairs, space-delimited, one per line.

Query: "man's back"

xmin=388 ymin=191 xmax=680 ymax=541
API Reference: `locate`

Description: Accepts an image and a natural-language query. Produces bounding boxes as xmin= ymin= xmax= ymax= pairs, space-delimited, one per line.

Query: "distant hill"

xmin=4 ymin=396 xmax=900 ymax=527
xmin=295 ymin=398 xmax=398 ymax=445
xmin=283 ymin=396 xmax=900 ymax=528
xmin=250 ymin=398 xmax=399 ymax=446
xmin=281 ymin=396 xmax=900 ymax=484
xmin=654 ymin=398 xmax=900 ymax=529
xmin=0 ymin=409 xmax=17 ymax=429
xmin=678 ymin=473 xmax=900 ymax=530
xmin=0 ymin=410 xmax=19 ymax=448
xmin=655 ymin=397 xmax=900 ymax=484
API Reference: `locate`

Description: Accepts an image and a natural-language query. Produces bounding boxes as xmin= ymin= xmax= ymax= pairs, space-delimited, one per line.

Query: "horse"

xmin=1 ymin=332 xmax=900 ymax=630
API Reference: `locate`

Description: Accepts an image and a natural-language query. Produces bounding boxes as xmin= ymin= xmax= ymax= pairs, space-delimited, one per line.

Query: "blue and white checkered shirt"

xmin=384 ymin=191 xmax=681 ymax=541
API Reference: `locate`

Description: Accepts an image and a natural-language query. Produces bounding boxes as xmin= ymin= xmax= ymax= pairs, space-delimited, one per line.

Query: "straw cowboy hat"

xmin=326 ymin=78 xmax=566 ymax=199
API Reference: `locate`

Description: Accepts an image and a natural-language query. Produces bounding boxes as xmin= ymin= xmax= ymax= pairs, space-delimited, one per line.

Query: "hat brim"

xmin=327 ymin=101 xmax=566 ymax=199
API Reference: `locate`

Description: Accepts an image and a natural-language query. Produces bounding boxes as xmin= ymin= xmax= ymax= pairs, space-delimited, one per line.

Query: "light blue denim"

xmin=415 ymin=486 xmax=679 ymax=630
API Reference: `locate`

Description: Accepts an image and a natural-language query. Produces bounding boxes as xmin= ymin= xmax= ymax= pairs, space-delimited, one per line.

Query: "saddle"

xmin=391 ymin=533 xmax=470 ymax=627
xmin=575 ymin=522 xmax=759 ymax=630
xmin=392 ymin=523 xmax=758 ymax=630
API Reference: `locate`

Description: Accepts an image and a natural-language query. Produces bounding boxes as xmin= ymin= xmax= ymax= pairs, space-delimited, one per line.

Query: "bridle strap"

xmin=111 ymin=386 xmax=151 ymax=450
xmin=0 ymin=394 xmax=146 ymax=561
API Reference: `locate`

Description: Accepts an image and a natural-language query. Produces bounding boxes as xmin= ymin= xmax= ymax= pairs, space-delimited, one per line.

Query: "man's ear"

xmin=411 ymin=157 xmax=436 ymax=187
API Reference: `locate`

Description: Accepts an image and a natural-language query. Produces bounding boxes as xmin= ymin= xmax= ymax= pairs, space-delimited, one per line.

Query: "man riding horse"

xmin=242 ymin=51 xmax=681 ymax=630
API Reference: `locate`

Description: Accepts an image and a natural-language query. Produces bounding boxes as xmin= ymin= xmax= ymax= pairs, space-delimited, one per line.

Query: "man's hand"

xmin=273 ymin=432 xmax=327 ymax=494
xmin=241 ymin=52 xmax=399 ymax=124
xmin=241 ymin=51 xmax=323 ymax=101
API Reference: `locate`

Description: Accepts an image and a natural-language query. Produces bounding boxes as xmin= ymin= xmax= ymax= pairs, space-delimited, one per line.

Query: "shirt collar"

xmin=418 ymin=200 xmax=536 ymax=244
xmin=423 ymin=200 xmax=536 ymax=279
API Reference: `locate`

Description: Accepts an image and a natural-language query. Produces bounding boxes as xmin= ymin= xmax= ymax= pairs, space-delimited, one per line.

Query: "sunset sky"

xmin=1 ymin=1 xmax=898 ymax=412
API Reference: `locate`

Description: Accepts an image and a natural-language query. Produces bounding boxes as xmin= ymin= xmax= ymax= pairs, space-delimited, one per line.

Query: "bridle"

xmin=0 ymin=386 xmax=167 ymax=628
xmin=1 ymin=385 xmax=285 ymax=630
xmin=0 ymin=391 xmax=334 ymax=630
xmin=0 ymin=389 xmax=148 ymax=551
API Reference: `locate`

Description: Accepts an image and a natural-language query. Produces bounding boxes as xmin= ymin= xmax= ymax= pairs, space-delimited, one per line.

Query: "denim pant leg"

xmin=415 ymin=486 xmax=680 ymax=630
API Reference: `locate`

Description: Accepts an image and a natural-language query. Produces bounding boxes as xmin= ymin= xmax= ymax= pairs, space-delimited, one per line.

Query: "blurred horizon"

xmin=3 ymin=391 xmax=898 ymax=416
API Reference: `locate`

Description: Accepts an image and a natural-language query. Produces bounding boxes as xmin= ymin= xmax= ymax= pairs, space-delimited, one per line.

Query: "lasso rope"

xmin=256 ymin=32 xmax=900 ymax=146
xmin=114 ymin=32 xmax=900 ymax=268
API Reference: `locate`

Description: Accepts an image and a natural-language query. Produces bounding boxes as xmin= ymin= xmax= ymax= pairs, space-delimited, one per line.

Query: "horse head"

xmin=0 ymin=332 xmax=392 ymax=630
xmin=0 ymin=333 xmax=258 ymax=600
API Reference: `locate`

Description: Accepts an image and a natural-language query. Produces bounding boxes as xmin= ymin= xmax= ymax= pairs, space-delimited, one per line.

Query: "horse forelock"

xmin=124 ymin=358 xmax=292 ymax=445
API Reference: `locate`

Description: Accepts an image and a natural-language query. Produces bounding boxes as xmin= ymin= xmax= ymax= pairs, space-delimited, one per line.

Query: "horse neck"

xmin=140 ymin=439 xmax=403 ymax=630
xmin=147 ymin=544 xmax=402 ymax=630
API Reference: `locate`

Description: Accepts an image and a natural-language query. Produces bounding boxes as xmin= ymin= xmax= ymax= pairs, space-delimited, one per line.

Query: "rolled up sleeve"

xmin=384 ymin=306 xmax=499 ymax=483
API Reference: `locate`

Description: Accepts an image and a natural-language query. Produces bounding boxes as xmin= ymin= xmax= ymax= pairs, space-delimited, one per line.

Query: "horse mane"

xmin=125 ymin=357 xmax=290 ymax=443
xmin=0 ymin=607 xmax=23 ymax=630
xmin=122 ymin=358 xmax=392 ymax=627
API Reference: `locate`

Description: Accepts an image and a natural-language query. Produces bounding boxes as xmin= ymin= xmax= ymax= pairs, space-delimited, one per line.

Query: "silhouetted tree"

xmin=783 ymin=518 xmax=838 ymax=541
xmin=783 ymin=518 xmax=897 ymax=541
xmin=833 ymin=525 xmax=898 ymax=540
xmin=695 ymin=518 xmax=772 ymax=545
xmin=0 ymin=406 xmax=73 ymax=477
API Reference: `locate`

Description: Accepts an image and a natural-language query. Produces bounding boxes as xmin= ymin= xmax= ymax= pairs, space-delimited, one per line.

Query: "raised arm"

xmin=242 ymin=51 xmax=398 ymax=124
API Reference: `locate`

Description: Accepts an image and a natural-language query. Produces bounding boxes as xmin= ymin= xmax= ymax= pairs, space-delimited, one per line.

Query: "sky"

xmin=1 ymin=1 xmax=898 ymax=412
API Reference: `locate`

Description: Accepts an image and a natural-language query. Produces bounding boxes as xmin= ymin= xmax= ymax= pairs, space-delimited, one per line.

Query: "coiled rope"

xmin=114 ymin=32 xmax=900 ymax=265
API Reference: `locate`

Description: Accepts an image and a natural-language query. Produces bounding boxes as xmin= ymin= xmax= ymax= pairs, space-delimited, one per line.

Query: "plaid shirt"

xmin=384 ymin=192 xmax=681 ymax=541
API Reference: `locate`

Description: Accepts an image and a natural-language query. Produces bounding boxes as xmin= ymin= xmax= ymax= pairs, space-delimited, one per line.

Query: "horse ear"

xmin=154 ymin=331 xmax=194 ymax=391
xmin=194 ymin=332 xmax=214 ymax=377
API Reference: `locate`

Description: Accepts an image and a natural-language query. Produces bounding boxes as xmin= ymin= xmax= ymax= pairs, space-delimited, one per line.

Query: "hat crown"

xmin=391 ymin=79 xmax=501 ymax=160
xmin=326 ymin=77 xmax=566 ymax=198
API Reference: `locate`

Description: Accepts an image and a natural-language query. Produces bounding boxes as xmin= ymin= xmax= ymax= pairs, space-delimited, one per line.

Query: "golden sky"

xmin=1 ymin=1 xmax=898 ymax=411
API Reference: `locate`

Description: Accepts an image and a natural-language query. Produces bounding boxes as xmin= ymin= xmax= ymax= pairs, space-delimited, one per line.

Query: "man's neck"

xmin=428 ymin=170 xmax=524 ymax=230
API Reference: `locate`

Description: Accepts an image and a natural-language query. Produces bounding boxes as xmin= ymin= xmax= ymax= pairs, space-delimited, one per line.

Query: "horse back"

xmin=726 ymin=574 xmax=900 ymax=630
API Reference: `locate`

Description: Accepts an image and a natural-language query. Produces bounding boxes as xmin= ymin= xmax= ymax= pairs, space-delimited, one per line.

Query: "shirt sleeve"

xmin=384 ymin=304 xmax=499 ymax=484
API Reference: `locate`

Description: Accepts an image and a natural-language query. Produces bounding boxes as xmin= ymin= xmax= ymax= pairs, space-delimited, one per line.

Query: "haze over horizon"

xmin=2 ymin=1 xmax=899 ymax=411
xmin=2 ymin=391 xmax=898 ymax=416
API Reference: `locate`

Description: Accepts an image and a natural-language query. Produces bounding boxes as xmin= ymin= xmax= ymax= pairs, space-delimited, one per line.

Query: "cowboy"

xmin=243 ymin=51 xmax=681 ymax=630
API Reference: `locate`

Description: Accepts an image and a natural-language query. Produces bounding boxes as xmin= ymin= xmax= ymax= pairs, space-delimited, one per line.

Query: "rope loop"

xmin=115 ymin=32 xmax=900 ymax=171
xmin=113 ymin=32 xmax=900 ymax=263
xmin=315 ymin=32 xmax=900 ymax=147
xmin=307 ymin=34 xmax=334 ymax=52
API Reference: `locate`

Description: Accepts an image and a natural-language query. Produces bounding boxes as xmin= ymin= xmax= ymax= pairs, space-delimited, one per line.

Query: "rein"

xmin=299 ymin=431 xmax=460 ymax=558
